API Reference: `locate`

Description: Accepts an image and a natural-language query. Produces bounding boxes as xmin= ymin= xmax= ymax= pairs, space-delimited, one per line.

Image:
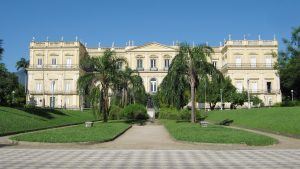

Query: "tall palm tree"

xmin=0 ymin=40 xmax=4 ymax=61
xmin=165 ymin=43 xmax=219 ymax=123
xmin=113 ymin=67 xmax=146 ymax=107
xmin=77 ymin=49 xmax=126 ymax=122
xmin=16 ymin=57 xmax=29 ymax=93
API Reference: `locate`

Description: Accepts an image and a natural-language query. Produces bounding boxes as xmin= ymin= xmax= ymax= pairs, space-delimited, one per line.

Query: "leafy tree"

xmin=0 ymin=65 xmax=18 ymax=105
xmin=159 ymin=43 xmax=219 ymax=123
xmin=198 ymin=76 xmax=236 ymax=110
xmin=77 ymin=50 xmax=126 ymax=122
xmin=278 ymin=26 xmax=300 ymax=100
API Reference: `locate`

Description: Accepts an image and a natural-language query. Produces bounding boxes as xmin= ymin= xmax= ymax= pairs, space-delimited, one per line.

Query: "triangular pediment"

xmin=127 ymin=42 xmax=177 ymax=52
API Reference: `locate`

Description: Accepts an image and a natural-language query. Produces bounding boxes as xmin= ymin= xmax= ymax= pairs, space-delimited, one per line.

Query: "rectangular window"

xmin=236 ymin=81 xmax=243 ymax=93
xmin=36 ymin=83 xmax=42 ymax=92
xmin=66 ymin=58 xmax=72 ymax=67
xmin=137 ymin=59 xmax=143 ymax=69
xmin=265 ymin=56 xmax=272 ymax=68
xmin=50 ymin=81 xmax=55 ymax=92
xmin=267 ymin=82 xmax=272 ymax=93
xmin=250 ymin=57 xmax=256 ymax=67
xmin=52 ymin=58 xmax=56 ymax=65
xmin=251 ymin=81 xmax=257 ymax=93
xmin=117 ymin=62 xmax=123 ymax=69
xmin=235 ymin=57 xmax=241 ymax=67
xmin=150 ymin=59 xmax=156 ymax=68
xmin=65 ymin=83 xmax=71 ymax=92
xmin=50 ymin=96 xmax=55 ymax=108
xmin=212 ymin=61 xmax=217 ymax=68
xmin=164 ymin=59 xmax=170 ymax=68
xmin=37 ymin=58 xmax=43 ymax=65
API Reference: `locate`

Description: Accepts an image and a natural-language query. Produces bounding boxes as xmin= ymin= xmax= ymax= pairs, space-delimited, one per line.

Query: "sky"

xmin=1 ymin=0 xmax=299 ymax=72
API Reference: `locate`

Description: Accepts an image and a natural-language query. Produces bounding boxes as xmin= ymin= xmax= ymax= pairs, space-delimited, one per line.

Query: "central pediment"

xmin=126 ymin=42 xmax=177 ymax=52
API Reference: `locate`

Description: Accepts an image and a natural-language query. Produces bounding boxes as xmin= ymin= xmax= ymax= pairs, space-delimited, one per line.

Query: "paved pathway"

xmin=1 ymin=149 xmax=300 ymax=168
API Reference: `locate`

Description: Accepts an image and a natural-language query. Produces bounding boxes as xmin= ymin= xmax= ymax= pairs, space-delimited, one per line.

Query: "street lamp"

xmin=80 ymin=89 xmax=84 ymax=112
xmin=51 ymin=81 xmax=55 ymax=109
xmin=12 ymin=90 xmax=15 ymax=105
xmin=220 ymin=89 xmax=223 ymax=110
xmin=247 ymin=79 xmax=251 ymax=109
xmin=291 ymin=90 xmax=294 ymax=101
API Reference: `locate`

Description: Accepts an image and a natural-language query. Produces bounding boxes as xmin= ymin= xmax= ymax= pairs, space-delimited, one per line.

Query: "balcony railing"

xmin=29 ymin=90 xmax=78 ymax=95
xmin=30 ymin=41 xmax=80 ymax=48
xmin=221 ymin=63 xmax=274 ymax=70
xmin=28 ymin=64 xmax=79 ymax=70
xmin=246 ymin=90 xmax=280 ymax=94
xmin=224 ymin=40 xmax=277 ymax=46
xmin=135 ymin=68 xmax=168 ymax=72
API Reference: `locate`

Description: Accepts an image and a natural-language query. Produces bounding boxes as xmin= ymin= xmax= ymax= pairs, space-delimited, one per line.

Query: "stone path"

xmin=1 ymin=149 xmax=300 ymax=168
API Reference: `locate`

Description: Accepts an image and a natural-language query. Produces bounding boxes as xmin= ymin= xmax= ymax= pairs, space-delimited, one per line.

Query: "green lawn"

xmin=206 ymin=107 xmax=300 ymax=137
xmin=0 ymin=106 xmax=97 ymax=135
xmin=161 ymin=120 xmax=277 ymax=146
xmin=10 ymin=122 xmax=131 ymax=143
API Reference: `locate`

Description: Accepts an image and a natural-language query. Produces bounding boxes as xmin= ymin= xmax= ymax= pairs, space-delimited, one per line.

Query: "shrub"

xmin=158 ymin=107 xmax=178 ymax=120
xmin=122 ymin=104 xmax=148 ymax=121
xmin=109 ymin=105 xmax=123 ymax=120
xmin=178 ymin=109 xmax=204 ymax=121
xmin=158 ymin=107 xmax=206 ymax=121
xmin=24 ymin=104 xmax=35 ymax=109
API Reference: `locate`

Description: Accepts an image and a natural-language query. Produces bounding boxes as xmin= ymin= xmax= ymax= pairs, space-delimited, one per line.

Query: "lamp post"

xmin=51 ymin=81 xmax=55 ymax=109
xmin=291 ymin=90 xmax=294 ymax=101
xmin=220 ymin=89 xmax=223 ymax=110
xmin=247 ymin=79 xmax=251 ymax=109
xmin=12 ymin=90 xmax=15 ymax=105
xmin=80 ymin=89 xmax=84 ymax=112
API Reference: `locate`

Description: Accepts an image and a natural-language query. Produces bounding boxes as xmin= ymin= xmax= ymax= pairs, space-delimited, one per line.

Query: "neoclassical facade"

xmin=27 ymin=39 xmax=282 ymax=109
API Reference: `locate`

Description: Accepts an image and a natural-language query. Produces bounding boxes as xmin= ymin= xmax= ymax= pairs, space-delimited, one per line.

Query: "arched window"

xmin=150 ymin=78 xmax=157 ymax=93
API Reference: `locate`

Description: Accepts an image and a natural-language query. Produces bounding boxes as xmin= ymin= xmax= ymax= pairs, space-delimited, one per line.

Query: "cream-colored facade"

xmin=27 ymin=39 xmax=281 ymax=109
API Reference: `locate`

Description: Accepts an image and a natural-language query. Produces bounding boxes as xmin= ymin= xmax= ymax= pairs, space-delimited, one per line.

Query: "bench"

xmin=85 ymin=121 xmax=94 ymax=127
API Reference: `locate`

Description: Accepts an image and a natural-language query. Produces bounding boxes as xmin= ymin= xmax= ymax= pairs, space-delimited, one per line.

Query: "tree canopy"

xmin=278 ymin=26 xmax=300 ymax=100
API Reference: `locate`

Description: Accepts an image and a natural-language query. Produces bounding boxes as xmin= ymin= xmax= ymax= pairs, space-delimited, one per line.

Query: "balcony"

xmin=28 ymin=90 xmax=78 ymax=95
xmin=150 ymin=67 xmax=158 ymax=71
xmin=27 ymin=64 xmax=79 ymax=70
xmin=135 ymin=68 xmax=168 ymax=72
xmin=224 ymin=40 xmax=277 ymax=46
xmin=221 ymin=63 xmax=274 ymax=71
xmin=30 ymin=41 xmax=80 ymax=48
xmin=248 ymin=90 xmax=280 ymax=94
xmin=136 ymin=67 xmax=144 ymax=71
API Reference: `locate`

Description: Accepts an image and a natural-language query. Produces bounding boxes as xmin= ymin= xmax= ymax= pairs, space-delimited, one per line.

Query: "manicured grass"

xmin=10 ymin=122 xmax=131 ymax=143
xmin=161 ymin=120 xmax=277 ymax=146
xmin=0 ymin=106 xmax=97 ymax=135
xmin=206 ymin=107 xmax=300 ymax=137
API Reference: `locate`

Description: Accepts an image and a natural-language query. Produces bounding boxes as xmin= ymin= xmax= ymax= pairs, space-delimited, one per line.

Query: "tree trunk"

xmin=124 ymin=88 xmax=128 ymax=106
xmin=190 ymin=80 xmax=196 ymax=123
xmin=102 ymin=88 xmax=109 ymax=122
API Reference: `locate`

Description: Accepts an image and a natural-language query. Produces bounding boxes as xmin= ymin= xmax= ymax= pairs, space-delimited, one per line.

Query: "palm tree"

xmin=113 ymin=67 xmax=146 ymax=107
xmin=0 ymin=39 xmax=3 ymax=61
xmin=164 ymin=43 xmax=219 ymax=123
xmin=16 ymin=57 xmax=29 ymax=94
xmin=77 ymin=49 xmax=126 ymax=122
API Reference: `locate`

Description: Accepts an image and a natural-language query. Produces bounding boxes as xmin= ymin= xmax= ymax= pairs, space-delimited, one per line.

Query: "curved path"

xmin=1 ymin=122 xmax=300 ymax=150
xmin=1 ymin=123 xmax=300 ymax=168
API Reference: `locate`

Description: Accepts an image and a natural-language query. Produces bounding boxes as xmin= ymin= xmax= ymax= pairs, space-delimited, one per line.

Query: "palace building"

xmin=27 ymin=38 xmax=282 ymax=109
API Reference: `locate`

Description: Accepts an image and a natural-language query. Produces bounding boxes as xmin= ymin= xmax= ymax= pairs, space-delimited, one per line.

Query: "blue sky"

xmin=1 ymin=0 xmax=299 ymax=72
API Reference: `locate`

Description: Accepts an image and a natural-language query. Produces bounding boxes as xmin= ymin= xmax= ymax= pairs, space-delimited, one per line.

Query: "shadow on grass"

xmin=15 ymin=107 xmax=68 ymax=119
